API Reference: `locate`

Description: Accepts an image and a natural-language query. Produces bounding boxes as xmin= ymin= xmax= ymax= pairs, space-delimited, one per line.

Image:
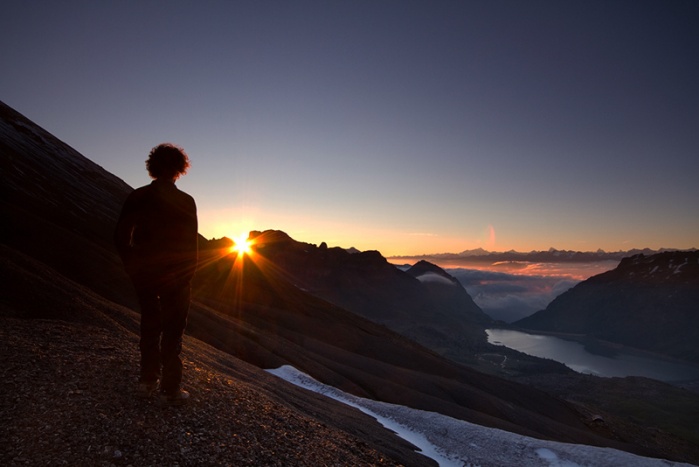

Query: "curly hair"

xmin=146 ymin=143 xmax=190 ymax=180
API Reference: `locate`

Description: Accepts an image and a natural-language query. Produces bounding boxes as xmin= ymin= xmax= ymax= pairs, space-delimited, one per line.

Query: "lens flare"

xmin=230 ymin=233 xmax=252 ymax=257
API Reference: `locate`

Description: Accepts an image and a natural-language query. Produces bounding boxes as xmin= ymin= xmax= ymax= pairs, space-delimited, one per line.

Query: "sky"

xmin=2 ymin=1 xmax=698 ymax=257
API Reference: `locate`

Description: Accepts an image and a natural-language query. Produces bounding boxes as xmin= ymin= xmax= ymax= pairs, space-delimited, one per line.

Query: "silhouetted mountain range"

xmin=515 ymin=251 xmax=699 ymax=363
xmin=392 ymin=247 xmax=697 ymax=265
xmin=2 ymin=100 xmax=698 ymax=464
xmin=228 ymin=231 xmax=494 ymax=366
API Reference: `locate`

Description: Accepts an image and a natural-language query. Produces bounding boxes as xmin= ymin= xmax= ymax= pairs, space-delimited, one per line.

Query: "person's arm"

xmin=114 ymin=193 xmax=137 ymax=273
xmin=184 ymin=195 xmax=199 ymax=280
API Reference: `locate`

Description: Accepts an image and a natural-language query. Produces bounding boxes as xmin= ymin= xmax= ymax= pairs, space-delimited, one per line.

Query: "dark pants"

xmin=134 ymin=279 xmax=190 ymax=395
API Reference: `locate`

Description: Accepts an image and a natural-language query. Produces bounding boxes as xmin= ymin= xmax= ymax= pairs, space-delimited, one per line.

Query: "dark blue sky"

xmin=2 ymin=1 xmax=697 ymax=255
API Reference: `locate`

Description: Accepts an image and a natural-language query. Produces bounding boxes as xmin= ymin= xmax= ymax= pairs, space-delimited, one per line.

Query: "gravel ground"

xmin=0 ymin=317 xmax=407 ymax=466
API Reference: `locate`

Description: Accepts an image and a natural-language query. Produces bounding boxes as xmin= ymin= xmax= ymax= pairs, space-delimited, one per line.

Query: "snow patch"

xmin=535 ymin=448 xmax=581 ymax=466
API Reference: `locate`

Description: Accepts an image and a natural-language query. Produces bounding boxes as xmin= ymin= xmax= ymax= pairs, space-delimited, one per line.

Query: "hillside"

xmin=515 ymin=251 xmax=699 ymax=363
xmin=0 ymin=250 xmax=427 ymax=466
xmin=188 ymin=237 xmax=594 ymax=443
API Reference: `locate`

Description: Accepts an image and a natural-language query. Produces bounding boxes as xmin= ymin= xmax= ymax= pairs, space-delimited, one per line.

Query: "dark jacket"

xmin=115 ymin=179 xmax=198 ymax=285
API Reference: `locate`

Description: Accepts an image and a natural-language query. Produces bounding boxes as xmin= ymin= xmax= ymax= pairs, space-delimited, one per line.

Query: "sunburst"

xmin=230 ymin=233 xmax=253 ymax=257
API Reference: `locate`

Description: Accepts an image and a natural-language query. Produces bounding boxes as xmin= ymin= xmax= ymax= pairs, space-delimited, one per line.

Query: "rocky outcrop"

xmin=1 ymin=100 xmax=135 ymax=309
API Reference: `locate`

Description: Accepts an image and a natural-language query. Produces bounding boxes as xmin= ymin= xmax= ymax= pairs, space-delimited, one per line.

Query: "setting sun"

xmin=230 ymin=233 xmax=253 ymax=257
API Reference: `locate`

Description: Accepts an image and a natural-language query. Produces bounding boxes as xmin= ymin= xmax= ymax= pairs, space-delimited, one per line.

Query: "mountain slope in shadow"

xmin=235 ymin=230 xmax=493 ymax=366
xmin=191 ymin=242 xmax=606 ymax=444
xmin=515 ymin=251 xmax=699 ymax=363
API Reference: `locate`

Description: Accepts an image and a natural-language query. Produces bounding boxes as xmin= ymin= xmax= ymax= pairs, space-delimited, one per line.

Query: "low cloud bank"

xmin=393 ymin=257 xmax=618 ymax=323
xmin=414 ymin=272 xmax=457 ymax=286
xmin=449 ymin=268 xmax=580 ymax=322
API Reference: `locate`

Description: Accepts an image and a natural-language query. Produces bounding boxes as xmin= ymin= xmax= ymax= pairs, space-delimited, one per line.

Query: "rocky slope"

xmin=515 ymin=251 xmax=699 ymax=363
xmin=0 ymin=307 xmax=427 ymax=466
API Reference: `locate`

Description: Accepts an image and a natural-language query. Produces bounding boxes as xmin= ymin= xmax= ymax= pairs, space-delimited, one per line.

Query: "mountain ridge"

xmin=390 ymin=247 xmax=697 ymax=265
xmin=238 ymin=230 xmax=494 ymax=367
xmin=514 ymin=251 xmax=699 ymax=363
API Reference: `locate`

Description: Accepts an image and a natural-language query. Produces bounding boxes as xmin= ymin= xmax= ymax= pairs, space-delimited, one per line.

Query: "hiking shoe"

xmin=135 ymin=380 xmax=159 ymax=399
xmin=159 ymin=389 xmax=190 ymax=407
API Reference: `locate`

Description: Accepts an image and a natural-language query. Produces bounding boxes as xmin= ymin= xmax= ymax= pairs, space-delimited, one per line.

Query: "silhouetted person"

xmin=115 ymin=143 xmax=198 ymax=406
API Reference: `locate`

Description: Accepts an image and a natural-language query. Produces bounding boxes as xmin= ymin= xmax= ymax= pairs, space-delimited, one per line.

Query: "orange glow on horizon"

xmin=387 ymin=256 xmax=619 ymax=280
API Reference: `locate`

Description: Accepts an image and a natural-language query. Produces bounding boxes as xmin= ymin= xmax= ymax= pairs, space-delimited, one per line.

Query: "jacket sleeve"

xmin=114 ymin=193 xmax=137 ymax=269
xmin=185 ymin=196 xmax=199 ymax=279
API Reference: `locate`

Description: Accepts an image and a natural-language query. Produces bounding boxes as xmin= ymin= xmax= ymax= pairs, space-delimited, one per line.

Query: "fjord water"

xmin=487 ymin=329 xmax=699 ymax=382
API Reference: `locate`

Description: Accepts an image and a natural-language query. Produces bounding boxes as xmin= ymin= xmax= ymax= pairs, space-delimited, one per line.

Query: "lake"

xmin=486 ymin=329 xmax=699 ymax=383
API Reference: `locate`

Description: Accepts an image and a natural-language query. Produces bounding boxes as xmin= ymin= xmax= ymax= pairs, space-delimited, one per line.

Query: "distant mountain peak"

xmin=458 ymin=247 xmax=490 ymax=256
xmin=390 ymin=246 xmax=697 ymax=264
